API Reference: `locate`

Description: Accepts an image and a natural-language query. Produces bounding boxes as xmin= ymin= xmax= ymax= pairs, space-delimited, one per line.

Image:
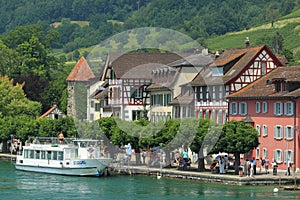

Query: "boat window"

xmin=41 ymin=151 xmax=46 ymax=159
xmin=29 ymin=150 xmax=34 ymax=159
xmin=53 ymin=151 xmax=58 ymax=160
xmin=35 ymin=150 xmax=40 ymax=159
xmin=47 ymin=151 xmax=52 ymax=160
xmin=58 ymin=151 xmax=63 ymax=161
xmin=24 ymin=149 xmax=29 ymax=158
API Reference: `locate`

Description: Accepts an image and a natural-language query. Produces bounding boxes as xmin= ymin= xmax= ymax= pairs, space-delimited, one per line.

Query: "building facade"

xmin=96 ymin=52 xmax=184 ymax=121
xmin=189 ymin=42 xmax=284 ymax=124
xmin=227 ymin=66 xmax=300 ymax=171
xmin=149 ymin=51 xmax=212 ymax=122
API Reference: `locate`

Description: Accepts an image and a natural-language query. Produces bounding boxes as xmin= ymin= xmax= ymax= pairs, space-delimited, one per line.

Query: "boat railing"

xmin=26 ymin=137 xmax=77 ymax=146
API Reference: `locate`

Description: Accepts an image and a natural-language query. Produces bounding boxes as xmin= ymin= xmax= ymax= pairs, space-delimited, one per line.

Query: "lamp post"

xmin=10 ymin=134 xmax=13 ymax=162
xmin=100 ymin=139 xmax=104 ymax=157
xmin=159 ymin=143 xmax=163 ymax=176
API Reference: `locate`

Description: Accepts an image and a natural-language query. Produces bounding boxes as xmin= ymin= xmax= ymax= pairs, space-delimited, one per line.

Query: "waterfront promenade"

xmin=1 ymin=153 xmax=299 ymax=186
xmin=111 ymin=162 xmax=300 ymax=186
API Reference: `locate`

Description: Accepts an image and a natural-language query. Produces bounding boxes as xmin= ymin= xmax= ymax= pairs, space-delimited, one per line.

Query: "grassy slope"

xmin=206 ymin=10 xmax=300 ymax=53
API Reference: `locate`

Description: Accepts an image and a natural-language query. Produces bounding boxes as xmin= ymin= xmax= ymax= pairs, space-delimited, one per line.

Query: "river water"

xmin=0 ymin=160 xmax=299 ymax=199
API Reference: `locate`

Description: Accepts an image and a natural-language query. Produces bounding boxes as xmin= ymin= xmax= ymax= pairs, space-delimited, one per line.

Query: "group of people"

xmin=174 ymin=150 xmax=191 ymax=170
xmin=210 ymin=155 xmax=230 ymax=174
xmin=240 ymin=157 xmax=292 ymax=177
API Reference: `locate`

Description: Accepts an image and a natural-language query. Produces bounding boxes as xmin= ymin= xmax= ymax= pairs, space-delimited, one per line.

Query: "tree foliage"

xmin=213 ymin=120 xmax=259 ymax=174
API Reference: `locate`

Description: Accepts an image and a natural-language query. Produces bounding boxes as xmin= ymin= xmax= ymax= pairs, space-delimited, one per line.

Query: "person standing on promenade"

xmin=252 ymin=157 xmax=257 ymax=175
xmin=286 ymin=160 xmax=292 ymax=176
xmin=265 ymin=157 xmax=269 ymax=174
xmin=250 ymin=160 xmax=254 ymax=178
xmin=271 ymin=159 xmax=278 ymax=175
xmin=259 ymin=157 xmax=265 ymax=173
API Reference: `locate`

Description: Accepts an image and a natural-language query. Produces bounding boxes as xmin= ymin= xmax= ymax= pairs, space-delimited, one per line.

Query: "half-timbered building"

xmin=189 ymin=40 xmax=284 ymax=124
xmin=97 ymin=52 xmax=184 ymax=121
xmin=227 ymin=66 xmax=300 ymax=172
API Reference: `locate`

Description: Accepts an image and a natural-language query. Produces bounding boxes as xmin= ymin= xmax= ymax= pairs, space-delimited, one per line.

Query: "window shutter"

xmin=284 ymin=102 xmax=287 ymax=115
xmin=291 ymin=102 xmax=294 ymax=115
xmin=284 ymin=150 xmax=287 ymax=163
xmin=279 ymin=126 xmax=283 ymax=139
xmin=284 ymin=126 xmax=287 ymax=139
xmin=274 ymin=102 xmax=277 ymax=115
xmin=274 ymin=126 xmax=277 ymax=139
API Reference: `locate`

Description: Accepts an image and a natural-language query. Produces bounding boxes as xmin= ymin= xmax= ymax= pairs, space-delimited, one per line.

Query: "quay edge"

xmin=110 ymin=165 xmax=300 ymax=186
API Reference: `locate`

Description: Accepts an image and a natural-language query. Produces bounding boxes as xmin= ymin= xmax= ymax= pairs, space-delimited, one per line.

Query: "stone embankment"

xmin=110 ymin=163 xmax=300 ymax=186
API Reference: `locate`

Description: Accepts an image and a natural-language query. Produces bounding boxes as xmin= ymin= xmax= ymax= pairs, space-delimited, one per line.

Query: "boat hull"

xmin=15 ymin=157 xmax=113 ymax=176
xmin=15 ymin=164 xmax=100 ymax=176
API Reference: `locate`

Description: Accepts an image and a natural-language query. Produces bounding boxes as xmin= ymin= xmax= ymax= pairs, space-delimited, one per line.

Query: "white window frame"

xmin=284 ymin=101 xmax=294 ymax=116
xmin=263 ymin=124 xmax=268 ymax=137
xmin=274 ymin=102 xmax=283 ymax=116
xmin=262 ymin=102 xmax=268 ymax=113
xmin=230 ymin=102 xmax=238 ymax=115
xmin=284 ymin=126 xmax=294 ymax=140
xmin=274 ymin=149 xmax=283 ymax=163
xmin=256 ymin=125 xmax=261 ymax=136
xmin=256 ymin=148 xmax=260 ymax=159
xmin=256 ymin=102 xmax=261 ymax=113
xmin=284 ymin=150 xmax=294 ymax=164
xmin=263 ymin=148 xmax=268 ymax=159
xmin=274 ymin=125 xmax=283 ymax=139
xmin=239 ymin=102 xmax=247 ymax=116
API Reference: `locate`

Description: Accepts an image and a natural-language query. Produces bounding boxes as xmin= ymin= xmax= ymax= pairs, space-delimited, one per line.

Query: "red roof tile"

xmin=66 ymin=57 xmax=95 ymax=81
xmin=190 ymin=45 xmax=283 ymax=86
xmin=227 ymin=66 xmax=300 ymax=99
xmin=38 ymin=105 xmax=57 ymax=119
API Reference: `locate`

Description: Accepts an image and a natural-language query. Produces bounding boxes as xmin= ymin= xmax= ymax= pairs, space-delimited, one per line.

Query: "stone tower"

xmin=66 ymin=57 xmax=95 ymax=119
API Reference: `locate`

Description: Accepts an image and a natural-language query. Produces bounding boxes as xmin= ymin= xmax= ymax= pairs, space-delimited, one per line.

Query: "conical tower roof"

xmin=66 ymin=57 xmax=95 ymax=81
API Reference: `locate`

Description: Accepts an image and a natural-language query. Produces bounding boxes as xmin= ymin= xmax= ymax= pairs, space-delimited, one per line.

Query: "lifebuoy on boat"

xmin=87 ymin=147 xmax=94 ymax=153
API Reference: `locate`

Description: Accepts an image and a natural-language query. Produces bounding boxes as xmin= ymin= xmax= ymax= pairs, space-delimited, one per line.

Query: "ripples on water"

xmin=1 ymin=160 xmax=299 ymax=200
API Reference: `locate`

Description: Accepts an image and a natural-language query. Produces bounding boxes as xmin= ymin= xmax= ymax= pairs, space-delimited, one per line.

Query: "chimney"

xmin=202 ymin=48 xmax=208 ymax=56
xmin=215 ymin=51 xmax=219 ymax=59
xmin=245 ymin=37 xmax=250 ymax=48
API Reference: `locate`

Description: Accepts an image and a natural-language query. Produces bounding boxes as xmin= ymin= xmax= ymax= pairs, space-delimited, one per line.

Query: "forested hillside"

xmin=0 ymin=0 xmax=298 ymax=54
xmin=0 ymin=0 xmax=300 ymax=115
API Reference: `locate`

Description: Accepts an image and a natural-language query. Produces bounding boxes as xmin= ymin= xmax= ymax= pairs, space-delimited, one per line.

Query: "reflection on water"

xmin=1 ymin=160 xmax=300 ymax=200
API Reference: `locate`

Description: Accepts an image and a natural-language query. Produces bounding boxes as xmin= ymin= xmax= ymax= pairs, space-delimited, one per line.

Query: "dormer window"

xmin=212 ymin=67 xmax=223 ymax=77
xmin=272 ymin=78 xmax=286 ymax=93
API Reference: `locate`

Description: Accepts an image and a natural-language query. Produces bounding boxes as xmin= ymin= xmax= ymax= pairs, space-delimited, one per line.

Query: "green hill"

xmin=206 ymin=10 xmax=300 ymax=64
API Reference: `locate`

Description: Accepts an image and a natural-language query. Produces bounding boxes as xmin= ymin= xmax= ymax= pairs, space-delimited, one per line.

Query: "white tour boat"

xmin=15 ymin=137 xmax=112 ymax=176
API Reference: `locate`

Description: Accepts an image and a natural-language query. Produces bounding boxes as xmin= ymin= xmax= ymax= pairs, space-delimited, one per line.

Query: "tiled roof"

xmin=168 ymin=53 xmax=213 ymax=67
xmin=38 ymin=105 xmax=58 ymax=119
xmin=189 ymin=45 xmax=283 ymax=86
xmin=94 ymin=88 xmax=108 ymax=99
xmin=108 ymin=52 xmax=188 ymax=79
xmin=66 ymin=57 xmax=95 ymax=81
xmin=227 ymin=66 xmax=300 ymax=99
xmin=169 ymin=91 xmax=193 ymax=105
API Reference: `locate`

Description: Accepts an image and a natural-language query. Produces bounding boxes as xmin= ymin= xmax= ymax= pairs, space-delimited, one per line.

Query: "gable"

xmin=228 ymin=46 xmax=283 ymax=92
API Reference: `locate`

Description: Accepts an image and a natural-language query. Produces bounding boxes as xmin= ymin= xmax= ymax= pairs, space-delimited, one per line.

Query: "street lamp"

xmin=10 ymin=134 xmax=13 ymax=162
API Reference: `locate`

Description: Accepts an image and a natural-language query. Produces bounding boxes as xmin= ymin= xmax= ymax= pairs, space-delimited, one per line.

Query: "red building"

xmin=227 ymin=66 xmax=300 ymax=172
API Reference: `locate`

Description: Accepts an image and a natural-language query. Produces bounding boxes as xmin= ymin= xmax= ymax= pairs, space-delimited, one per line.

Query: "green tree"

xmin=0 ymin=76 xmax=41 ymax=117
xmin=213 ymin=120 xmax=259 ymax=174
xmin=189 ymin=119 xmax=222 ymax=171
